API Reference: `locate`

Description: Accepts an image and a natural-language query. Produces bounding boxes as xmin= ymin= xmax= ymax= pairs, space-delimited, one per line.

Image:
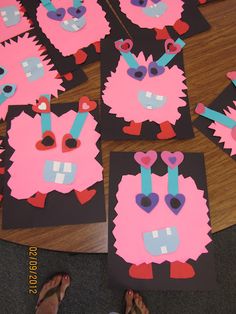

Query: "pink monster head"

xmin=37 ymin=0 xmax=110 ymax=56
xmin=8 ymin=110 xmax=103 ymax=199
xmin=119 ymin=0 xmax=184 ymax=29
xmin=113 ymin=173 xmax=211 ymax=265
xmin=103 ymin=52 xmax=186 ymax=124
xmin=0 ymin=34 xmax=63 ymax=119
xmin=0 ymin=0 xmax=31 ymax=43
xmin=209 ymin=101 xmax=236 ymax=156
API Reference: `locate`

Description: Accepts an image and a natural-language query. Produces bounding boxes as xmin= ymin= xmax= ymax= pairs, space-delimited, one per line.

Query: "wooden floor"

xmin=0 ymin=0 xmax=235 ymax=253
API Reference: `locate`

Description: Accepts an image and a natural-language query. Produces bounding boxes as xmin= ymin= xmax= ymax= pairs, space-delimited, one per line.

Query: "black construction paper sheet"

xmin=194 ymin=84 xmax=236 ymax=161
xmin=107 ymin=0 xmax=210 ymax=42
xmin=2 ymin=102 xmax=106 ymax=229
xmin=108 ymin=152 xmax=216 ymax=290
xmin=100 ymin=9 xmax=194 ymax=140
xmin=20 ymin=0 xmax=111 ymax=72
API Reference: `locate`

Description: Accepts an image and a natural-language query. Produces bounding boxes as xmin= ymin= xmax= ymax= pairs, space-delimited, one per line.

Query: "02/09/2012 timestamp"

xmin=28 ymin=246 xmax=38 ymax=295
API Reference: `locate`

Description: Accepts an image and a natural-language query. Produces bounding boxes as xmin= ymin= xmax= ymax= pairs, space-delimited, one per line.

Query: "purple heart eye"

xmin=131 ymin=0 xmax=148 ymax=7
xmin=47 ymin=8 xmax=66 ymax=21
xmin=152 ymin=0 xmax=161 ymax=3
xmin=67 ymin=6 xmax=86 ymax=19
xmin=148 ymin=62 xmax=165 ymax=77
xmin=127 ymin=66 xmax=147 ymax=81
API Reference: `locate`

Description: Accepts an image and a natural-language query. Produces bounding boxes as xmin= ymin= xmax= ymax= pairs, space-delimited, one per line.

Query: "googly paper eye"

xmin=0 ymin=66 xmax=7 ymax=79
xmin=131 ymin=0 xmax=148 ymax=7
xmin=47 ymin=8 xmax=66 ymax=21
xmin=67 ymin=6 xmax=86 ymax=19
xmin=151 ymin=0 xmax=161 ymax=3
xmin=148 ymin=62 xmax=165 ymax=77
xmin=127 ymin=66 xmax=147 ymax=81
xmin=1 ymin=84 xmax=16 ymax=98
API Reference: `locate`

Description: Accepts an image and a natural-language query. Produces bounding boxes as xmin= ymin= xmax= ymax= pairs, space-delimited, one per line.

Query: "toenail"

xmin=128 ymin=290 xmax=132 ymax=295
xmin=64 ymin=275 xmax=69 ymax=280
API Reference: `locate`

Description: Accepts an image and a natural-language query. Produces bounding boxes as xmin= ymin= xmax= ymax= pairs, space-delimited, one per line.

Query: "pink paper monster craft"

xmin=102 ymin=38 xmax=187 ymax=139
xmin=118 ymin=0 xmax=190 ymax=40
xmin=37 ymin=0 xmax=110 ymax=64
xmin=0 ymin=33 xmax=63 ymax=120
xmin=7 ymin=96 xmax=103 ymax=208
xmin=113 ymin=151 xmax=211 ymax=280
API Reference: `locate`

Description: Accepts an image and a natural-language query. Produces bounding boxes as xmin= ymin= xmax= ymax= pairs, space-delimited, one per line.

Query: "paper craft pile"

xmin=0 ymin=0 xmax=230 ymax=290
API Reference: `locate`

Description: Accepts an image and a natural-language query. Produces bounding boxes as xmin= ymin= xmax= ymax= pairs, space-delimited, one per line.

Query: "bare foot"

xmin=36 ymin=274 xmax=70 ymax=314
xmin=134 ymin=293 xmax=149 ymax=314
xmin=125 ymin=290 xmax=134 ymax=314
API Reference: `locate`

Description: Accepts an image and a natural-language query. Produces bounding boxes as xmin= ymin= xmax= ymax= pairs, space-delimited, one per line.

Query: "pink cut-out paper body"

xmin=37 ymin=0 xmax=110 ymax=56
xmin=113 ymin=173 xmax=211 ymax=265
xmin=0 ymin=34 xmax=63 ymax=119
xmin=103 ymin=53 xmax=187 ymax=125
xmin=119 ymin=0 xmax=184 ymax=29
xmin=8 ymin=111 xmax=103 ymax=199
xmin=0 ymin=0 xmax=31 ymax=42
xmin=209 ymin=101 xmax=236 ymax=156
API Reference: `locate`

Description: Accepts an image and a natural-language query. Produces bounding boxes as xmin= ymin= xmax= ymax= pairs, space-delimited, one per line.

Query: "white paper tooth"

xmin=72 ymin=24 xmax=79 ymax=30
xmin=26 ymin=72 xmax=32 ymax=77
xmin=152 ymin=230 xmax=158 ymax=238
xmin=166 ymin=227 xmax=172 ymax=235
xmin=155 ymin=15 xmax=160 ymax=17
xmin=73 ymin=18 xmax=79 ymax=22
xmin=1 ymin=11 xmax=6 ymax=16
xmin=156 ymin=95 xmax=163 ymax=101
xmin=14 ymin=11 xmax=20 ymax=16
xmin=146 ymin=91 xmax=152 ymax=98
xmin=64 ymin=20 xmax=69 ymax=25
xmin=161 ymin=246 xmax=168 ymax=254
xmin=22 ymin=61 xmax=29 ymax=67
xmin=53 ymin=161 xmax=61 ymax=172
xmin=55 ymin=173 xmax=65 ymax=184
xmin=3 ymin=17 xmax=8 ymax=21
xmin=63 ymin=162 xmax=72 ymax=173
xmin=37 ymin=63 xmax=43 ymax=68
xmin=147 ymin=105 xmax=153 ymax=110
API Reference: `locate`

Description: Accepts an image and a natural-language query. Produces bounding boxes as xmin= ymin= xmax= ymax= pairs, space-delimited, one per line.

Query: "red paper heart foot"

xmin=36 ymin=131 xmax=56 ymax=150
xmin=62 ymin=134 xmax=81 ymax=152
xmin=155 ymin=27 xmax=170 ymax=40
xmin=27 ymin=192 xmax=47 ymax=208
xmin=123 ymin=121 xmax=142 ymax=136
xmin=129 ymin=263 xmax=153 ymax=279
xmin=173 ymin=19 xmax=190 ymax=35
xmin=79 ymin=96 xmax=97 ymax=113
xmin=170 ymin=261 xmax=195 ymax=279
xmin=93 ymin=41 xmax=101 ymax=53
xmin=74 ymin=49 xmax=88 ymax=64
xmin=0 ymin=167 xmax=5 ymax=174
xmin=0 ymin=194 xmax=3 ymax=202
xmin=157 ymin=121 xmax=176 ymax=139
xmin=75 ymin=189 xmax=96 ymax=204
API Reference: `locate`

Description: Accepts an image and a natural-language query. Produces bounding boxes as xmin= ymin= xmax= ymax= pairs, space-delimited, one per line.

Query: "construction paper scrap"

xmin=194 ymin=84 xmax=236 ymax=160
xmin=0 ymin=33 xmax=64 ymax=120
xmin=108 ymin=152 xmax=216 ymax=290
xmin=2 ymin=102 xmax=105 ymax=229
xmin=0 ymin=0 xmax=31 ymax=43
xmin=102 ymin=38 xmax=193 ymax=140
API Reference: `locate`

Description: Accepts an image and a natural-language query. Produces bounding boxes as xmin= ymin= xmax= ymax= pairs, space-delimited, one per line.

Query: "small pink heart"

xmin=231 ymin=126 xmax=236 ymax=141
xmin=165 ymin=39 xmax=181 ymax=55
xmin=134 ymin=151 xmax=157 ymax=169
xmin=161 ymin=151 xmax=184 ymax=169
xmin=115 ymin=39 xmax=133 ymax=53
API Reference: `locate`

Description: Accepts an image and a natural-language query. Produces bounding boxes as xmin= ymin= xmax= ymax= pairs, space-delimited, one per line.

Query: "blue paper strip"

xmin=117 ymin=39 xmax=139 ymax=69
xmin=232 ymin=79 xmax=236 ymax=88
xmin=141 ymin=166 xmax=152 ymax=196
xmin=74 ymin=0 xmax=83 ymax=7
xmin=0 ymin=93 xmax=7 ymax=106
xmin=70 ymin=112 xmax=88 ymax=139
xmin=40 ymin=94 xmax=51 ymax=133
xmin=157 ymin=38 xmax=185 ymax=67
xmin=40 ymin=0 xmax=57 ymax=12
xmin=199 ymin=106 xmax=236 ymax=129
xmin=168 ymin=166 xmax=178 ymax=196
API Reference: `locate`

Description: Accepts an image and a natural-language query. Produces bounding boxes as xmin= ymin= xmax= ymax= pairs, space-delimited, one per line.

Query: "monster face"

xmin=119 ymin=0 xmax=184 ymax=29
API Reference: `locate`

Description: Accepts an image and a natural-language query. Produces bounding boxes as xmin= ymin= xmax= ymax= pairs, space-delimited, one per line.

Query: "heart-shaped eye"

xmin=0 ymin=66 xmax=7 ymax=79
xmin=151 ymin=0 xmax=161 ymax=3
xmin=148 ymin=62 xmax=165 ymax=77
xmin=67 ymin=6 xmax=86 ymax=19
xmin=127 ymin=66 xmax=147 ymax=81
xmin=47 ymin=8 xmax=66 ymax=21
xmin=131 ymin=0 xmax=148 ymax=7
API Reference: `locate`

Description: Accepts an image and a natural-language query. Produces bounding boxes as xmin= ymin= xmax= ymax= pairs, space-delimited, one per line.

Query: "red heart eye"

xmin=122 ymin=43 xmax=130 ymax=50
